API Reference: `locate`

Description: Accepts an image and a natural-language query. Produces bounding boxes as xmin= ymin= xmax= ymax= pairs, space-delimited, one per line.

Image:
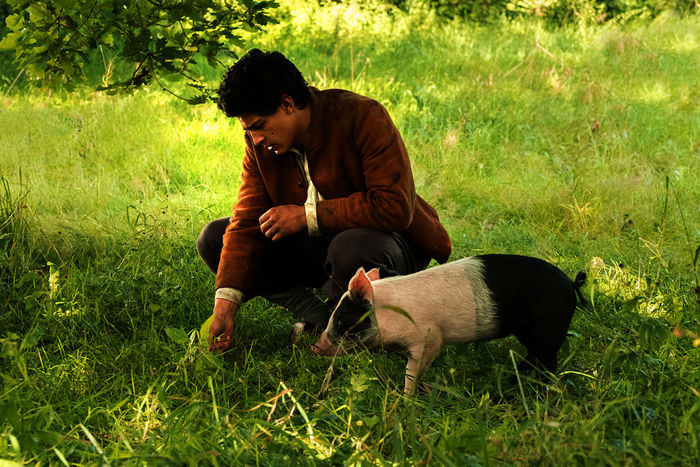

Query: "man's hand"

xmin=259 ymin=205 xmax=306 ymax=241
xmin=208 ymin=299 xmax=239 ymax=352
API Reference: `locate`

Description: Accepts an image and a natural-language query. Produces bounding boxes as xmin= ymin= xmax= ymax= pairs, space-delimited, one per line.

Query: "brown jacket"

xmin=215 ymin=88 xmax=451 ymax=294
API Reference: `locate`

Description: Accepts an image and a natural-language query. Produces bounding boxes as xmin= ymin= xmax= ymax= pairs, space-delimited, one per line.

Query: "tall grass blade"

xmin=52 ymin=447 xmax=70 ymax=467
xmin=207 ymin=376 xmax=220 ymax=424
xmin=80 ymin=424 xmax=109 ymax=465
xmin=510 ymin=350 xmax=530 ymax=416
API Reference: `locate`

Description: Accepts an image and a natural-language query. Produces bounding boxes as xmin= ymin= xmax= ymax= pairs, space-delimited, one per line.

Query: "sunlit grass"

xmin=1 ymin=1 xmax=699 ymax=464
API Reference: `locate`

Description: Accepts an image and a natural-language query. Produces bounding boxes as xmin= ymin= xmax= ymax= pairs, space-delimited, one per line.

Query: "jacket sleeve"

xmin=316 ymin=100 xmax=416 ymax=234
xmin=214 ymin=134 xmax=272 ymax=294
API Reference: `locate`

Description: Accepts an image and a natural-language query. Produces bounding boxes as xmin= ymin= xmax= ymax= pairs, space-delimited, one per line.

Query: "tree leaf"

xmin=0 ymin=32 xmax=21 ymax=51
xmin=1 ymin=0 xmax=278 ymax=101
xmin=5 ymin=13 xmax=22 ymax=30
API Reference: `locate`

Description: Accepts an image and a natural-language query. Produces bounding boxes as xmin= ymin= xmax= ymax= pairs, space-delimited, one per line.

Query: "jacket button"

xmin=297 ymin=181 xmax=304 ymax=188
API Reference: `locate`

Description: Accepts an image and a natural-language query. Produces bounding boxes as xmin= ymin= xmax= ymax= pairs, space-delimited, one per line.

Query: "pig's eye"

xmin=343 ymin=309 xmax=373 ymax=336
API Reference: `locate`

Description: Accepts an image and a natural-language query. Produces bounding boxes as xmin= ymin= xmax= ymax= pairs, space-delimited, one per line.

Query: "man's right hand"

xmin=208 ymin=299 xmax=239 ymax=352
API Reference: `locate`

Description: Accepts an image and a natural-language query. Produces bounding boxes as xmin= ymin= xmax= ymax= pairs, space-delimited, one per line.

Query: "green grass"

xmin=1 ymin=2 xmax=699 ymax=464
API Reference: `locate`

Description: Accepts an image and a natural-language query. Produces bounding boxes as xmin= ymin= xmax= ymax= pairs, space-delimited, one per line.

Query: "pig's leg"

xmin=514 ymin=293 xmax=576 ymax=374
xmin=529 ymin=330 xmax=566 ymax=373
xmin=404 ymin=331 xmax=443 ymax=395
xmin=516 ymin=324 xmax=565 ymax=374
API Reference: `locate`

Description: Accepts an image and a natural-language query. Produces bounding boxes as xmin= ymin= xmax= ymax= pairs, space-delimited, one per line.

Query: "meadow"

xmin=1 ymin=1 xmax=699 ymax=464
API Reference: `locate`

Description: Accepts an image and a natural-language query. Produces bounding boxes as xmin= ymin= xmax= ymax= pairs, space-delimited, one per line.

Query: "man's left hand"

xmin=259 ymin=205 xmax=306 ymax=241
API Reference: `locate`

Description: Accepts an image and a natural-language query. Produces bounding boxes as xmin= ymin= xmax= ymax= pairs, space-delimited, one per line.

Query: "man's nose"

xmin=251 ymin=131 xmax=265 ymax=146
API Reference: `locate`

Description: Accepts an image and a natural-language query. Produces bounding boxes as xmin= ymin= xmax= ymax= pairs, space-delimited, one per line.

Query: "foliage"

xmin=0 ymin=1 xmax=9 ymax=33
xmin=389 ymin=0 xmax=697 ymax=23
xmin=0 ymin=1 xmax=16 ymax=83
xmin=0 ymin=0 xmax=278 ymax=102
xmin=1 ymin=1 xmax=699 ymax=463
xmin=0 ymin=1 xmax=9 ymax=28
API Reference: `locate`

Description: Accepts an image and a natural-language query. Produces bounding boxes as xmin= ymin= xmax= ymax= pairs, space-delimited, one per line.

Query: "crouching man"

xmin=196 ymin=49 xmax=451 ymax=352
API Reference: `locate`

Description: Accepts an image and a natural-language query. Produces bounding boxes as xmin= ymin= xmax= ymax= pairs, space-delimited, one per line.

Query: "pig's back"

xmin=476 ymin=254 xmax=577 ymax=336
xmin=372 ymin=258 xmax=499 ymax=344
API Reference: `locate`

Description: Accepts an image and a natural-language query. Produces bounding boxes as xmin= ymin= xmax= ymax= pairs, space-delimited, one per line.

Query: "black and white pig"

xmin=311 ymin=254 xmax=587 ymax=395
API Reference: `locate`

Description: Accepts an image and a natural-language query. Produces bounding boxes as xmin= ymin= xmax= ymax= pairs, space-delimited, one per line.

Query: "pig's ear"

xmin=348 ymin=267 xmax=375 ymax=301
xmin=366 ymin=268 xmax=380 ymax=281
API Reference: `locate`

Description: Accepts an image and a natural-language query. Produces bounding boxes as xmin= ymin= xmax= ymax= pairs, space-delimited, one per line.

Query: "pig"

xmin=311 ymin=254 xmax=587 ymax=395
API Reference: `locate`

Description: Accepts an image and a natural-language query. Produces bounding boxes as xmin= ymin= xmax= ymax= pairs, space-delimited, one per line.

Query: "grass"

xmin=1 ymin=1 xmax=699 ymax=464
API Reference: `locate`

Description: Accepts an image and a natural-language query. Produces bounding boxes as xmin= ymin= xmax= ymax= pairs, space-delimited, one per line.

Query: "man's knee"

xmin=327 ymin=228 xmax=395 ymax=266
xmin=325 ymin=228 xmax=402 ymax=283
xmin=195 ymin=228 xmax=208 ymax=257
xmin=196 ymin=222 xmax=215 ymax=255
xmin=197 ymin=217 xmax=229 ymax=273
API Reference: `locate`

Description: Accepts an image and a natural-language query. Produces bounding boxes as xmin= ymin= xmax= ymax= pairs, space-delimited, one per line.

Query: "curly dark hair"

xmin=217 ymin=49 xmax=311 ymax=117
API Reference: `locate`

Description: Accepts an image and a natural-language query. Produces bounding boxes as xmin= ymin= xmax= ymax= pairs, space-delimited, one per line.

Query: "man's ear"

xmin=280 ymin=94 xmax=295 ymax=113
xmin=348 ymin=267 xmax=375 ymax=302
xmin=366 ymin=268 xmax=380 ymax=282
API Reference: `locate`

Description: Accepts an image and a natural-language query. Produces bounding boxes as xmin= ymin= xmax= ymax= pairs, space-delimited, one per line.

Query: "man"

xmin=197 ymin=49 xmax=451 ymax=352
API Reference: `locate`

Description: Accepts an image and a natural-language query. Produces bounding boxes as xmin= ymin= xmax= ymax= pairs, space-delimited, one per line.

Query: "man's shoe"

xmin=264 ymin=287 xmax=332 ymax=344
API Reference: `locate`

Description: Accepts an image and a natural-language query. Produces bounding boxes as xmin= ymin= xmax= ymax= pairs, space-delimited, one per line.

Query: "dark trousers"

xmin=196 ymin=217 xmax=431 ymax=303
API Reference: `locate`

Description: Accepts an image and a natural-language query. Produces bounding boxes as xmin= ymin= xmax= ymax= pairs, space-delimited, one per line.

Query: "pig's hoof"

xmin=288 ymin=322 xmax=306 ymax=346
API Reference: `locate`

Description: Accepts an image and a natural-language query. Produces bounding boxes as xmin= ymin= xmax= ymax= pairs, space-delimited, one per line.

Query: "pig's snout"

xmin=311 ymin=332 xmax=341 ymax=357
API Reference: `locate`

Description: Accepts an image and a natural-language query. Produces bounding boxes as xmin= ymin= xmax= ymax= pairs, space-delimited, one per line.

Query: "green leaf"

xmin=350 ymin=374 xmax=369 ymax=393
xmin=27 ymin=4 xmax=46 ymax=22
xmin=5 ymin=13 xmax=22 ymax=30
xmin=0 ymin=399 xmax=20 ymax=430
xmin=165 ymin=327 xmax=189 ymax=345
xmin=32 ymin=44 xmax=49 ymax=54
xmin=364 ymin=415 xmax=380 ymax=428
xmin=199 ymin=314 xmax=215 ymax=345
xmin=101 ymin=33 xmax=114 ymax=47
xmin=0 ymin=32 xmax=22 ymax=51
xmin=35 ymin=430 xmax=61 ymax=445
xmin=20 ymin=326 xmax=44 ymax=351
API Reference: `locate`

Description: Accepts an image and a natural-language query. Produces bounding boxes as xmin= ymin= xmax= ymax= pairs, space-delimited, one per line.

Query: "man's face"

xmin=238 ymin=98 xmax=300 ymax=155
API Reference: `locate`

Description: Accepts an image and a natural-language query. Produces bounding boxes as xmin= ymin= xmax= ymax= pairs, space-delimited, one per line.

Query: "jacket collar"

xmin=298 ymin=87 xmax=323 ymax=156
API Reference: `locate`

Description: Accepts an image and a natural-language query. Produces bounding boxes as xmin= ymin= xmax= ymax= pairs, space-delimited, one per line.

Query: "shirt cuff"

xmin=305 ymin=202 xmax=320 ymax=237
xmin=215 ymin=287 xmax=245 ymax=305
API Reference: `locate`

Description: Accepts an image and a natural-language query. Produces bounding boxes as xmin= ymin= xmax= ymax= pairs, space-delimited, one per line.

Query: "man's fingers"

xmin=259 ymin=205 xmax=302 ymax=241
xmin=207 ymin=314 xmax=233 ymax=352
xmin=209 ymin=300 xmax=238 ymax=353
xmin=214 ymin=338 xmax=230 ymax=351
xmin=210 ymin=334 xmax=231 ymax=352
xmin=207 ymin=325 xmax=219 ymax=350
xmin=259 ymin=214 xmax=275 ymax=236
xmin=262 ymin=225 xmax=274 ymax=238
xmin=261 ymin=218 xmax=281 ymax=239
xmin=259 ymin=208 xmax=275 ymax=226
xmin=271 ymin=231 xmax=284 ymax=242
